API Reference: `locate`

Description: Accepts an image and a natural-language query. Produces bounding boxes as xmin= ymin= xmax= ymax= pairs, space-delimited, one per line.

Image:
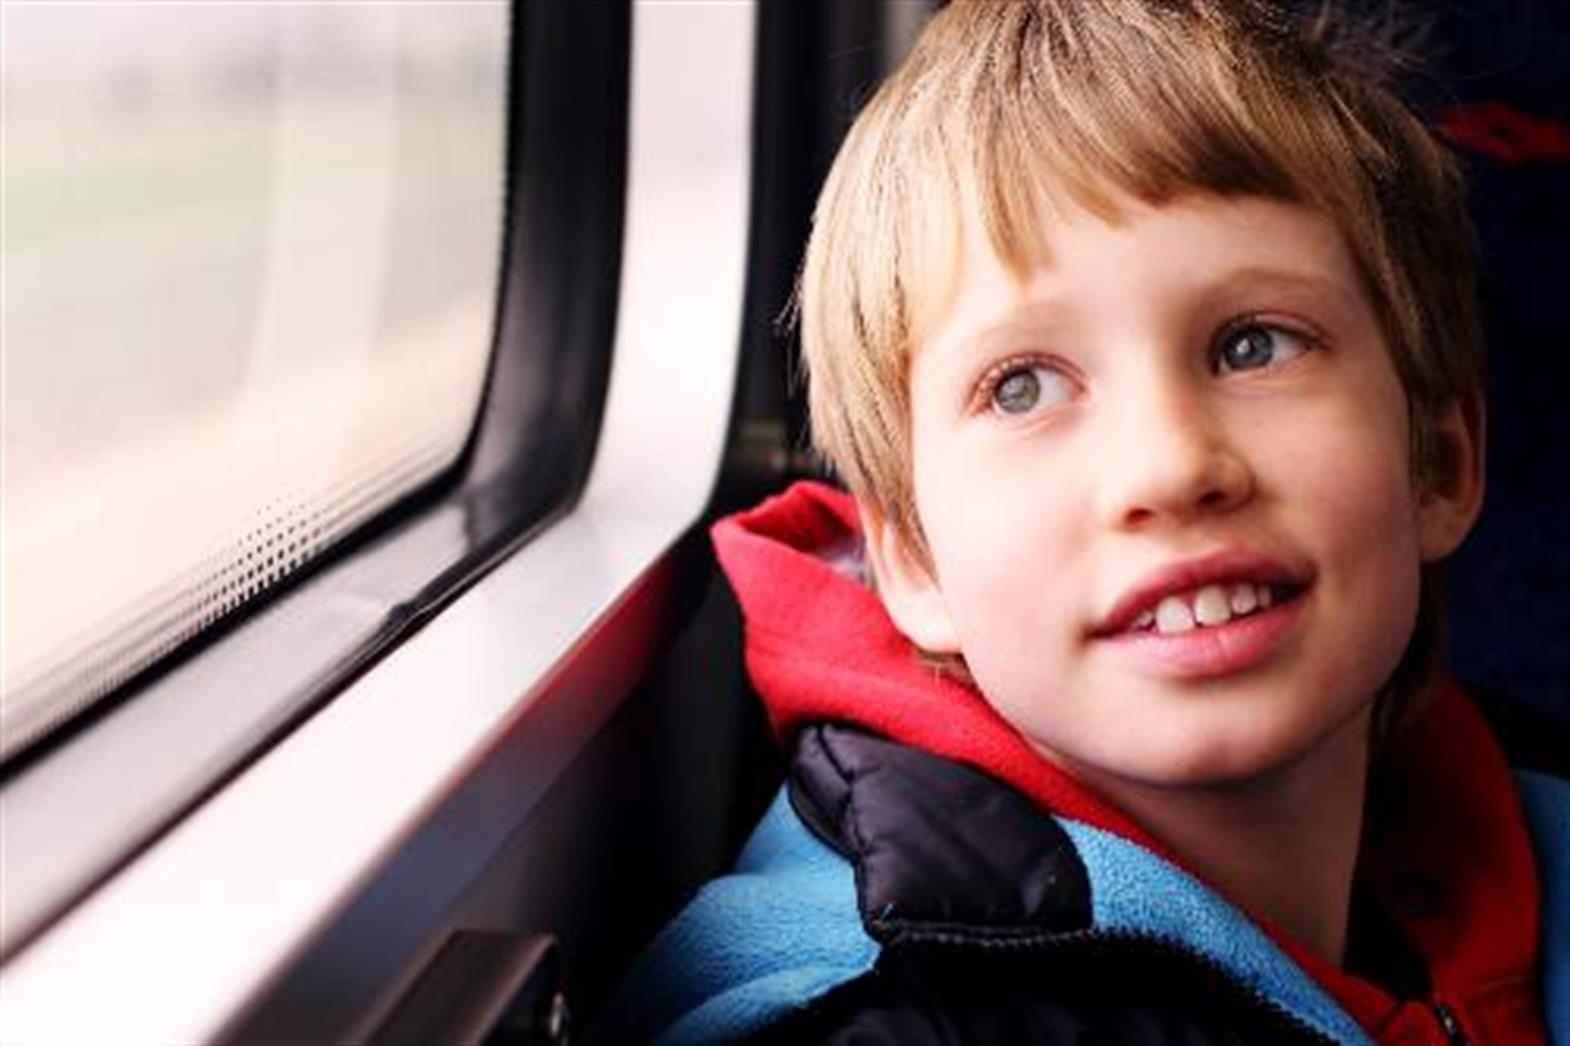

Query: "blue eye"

xmin=1215 ymin=324 xmax=1310 ymax=374
xmin=989 ymin=363 xmax=1075 ymax=415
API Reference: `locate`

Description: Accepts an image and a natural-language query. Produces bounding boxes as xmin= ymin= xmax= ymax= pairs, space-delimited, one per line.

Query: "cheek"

xmin=1269 ymin=396 xmax=1425 ymax=678
xmin=1285 ymin=422 xmax=1414 ymax=543
xmin=915 ymin=455 xmax=1081 ymax=669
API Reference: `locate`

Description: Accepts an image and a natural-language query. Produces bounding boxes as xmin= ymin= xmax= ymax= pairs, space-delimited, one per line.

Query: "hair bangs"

xmin=952 ymin=1 xmax=1365 ymax=280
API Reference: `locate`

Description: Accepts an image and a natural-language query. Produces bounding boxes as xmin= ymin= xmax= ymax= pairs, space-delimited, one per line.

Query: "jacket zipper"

xmin=894 ymin=926 xmax=1341 ymax=1045
xmin=1430 ymin=1001 xmax=1469 ymax=1046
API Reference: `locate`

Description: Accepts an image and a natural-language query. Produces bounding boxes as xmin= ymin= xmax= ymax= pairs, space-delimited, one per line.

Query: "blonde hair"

xmin=798 ymin=0 xmax=1484 ymax=712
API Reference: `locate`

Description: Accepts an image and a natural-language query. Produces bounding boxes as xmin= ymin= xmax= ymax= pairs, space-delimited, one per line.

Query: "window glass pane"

xmin=2 ymin=2 xmax=510 ymax=760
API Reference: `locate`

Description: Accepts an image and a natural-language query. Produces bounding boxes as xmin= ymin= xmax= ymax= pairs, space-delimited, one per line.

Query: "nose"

xmin=1094 ymin=379 xmax=1255 ymax=531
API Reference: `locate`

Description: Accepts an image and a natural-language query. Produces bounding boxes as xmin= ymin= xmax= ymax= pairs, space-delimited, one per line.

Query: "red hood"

xmin=712 ymin=481 xmax=1543 ymax=1044
xmin=711 ymin=478 xmax=1159 ymax=847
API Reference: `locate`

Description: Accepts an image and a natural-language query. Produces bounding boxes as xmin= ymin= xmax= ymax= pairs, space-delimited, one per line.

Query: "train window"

xmin=3 ymin=4 xmax=509 ymax=760
xmin=1 ymin=0 xmax=737 ymax=1035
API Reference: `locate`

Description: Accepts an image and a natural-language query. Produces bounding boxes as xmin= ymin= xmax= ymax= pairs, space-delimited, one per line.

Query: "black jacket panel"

xmin=765 ymin=724 xmax=1336 ymax=1045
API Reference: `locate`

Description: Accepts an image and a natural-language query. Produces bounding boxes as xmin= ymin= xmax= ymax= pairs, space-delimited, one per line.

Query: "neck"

xmin=1073 ymin=709 xmax=1372 ymax=967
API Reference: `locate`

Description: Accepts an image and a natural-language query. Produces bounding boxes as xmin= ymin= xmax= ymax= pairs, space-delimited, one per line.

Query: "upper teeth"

xmin=1135 ymin=583 xmax=1279 ymax=634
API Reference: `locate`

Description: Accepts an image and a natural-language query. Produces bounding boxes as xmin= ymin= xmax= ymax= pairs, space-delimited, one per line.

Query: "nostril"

xmin=1123 ymin=506 xmax=1156 ymax=528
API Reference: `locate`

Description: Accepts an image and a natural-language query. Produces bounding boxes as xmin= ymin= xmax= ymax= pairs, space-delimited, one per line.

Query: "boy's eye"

xmin=989 ymin=363 xmax=1075 ymax=415
xmin=1215 ymin=323 xmax=1311 ymax=374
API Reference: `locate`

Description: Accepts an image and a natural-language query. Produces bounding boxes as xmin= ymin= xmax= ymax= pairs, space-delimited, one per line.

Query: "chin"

xmin=1090 ymin=747 xmax=1291 ymax=791
xmin=1029 ymin=713 xmax=1354 ymax=794
xmin=1108 ymin=710 xmax=1370 ymax=793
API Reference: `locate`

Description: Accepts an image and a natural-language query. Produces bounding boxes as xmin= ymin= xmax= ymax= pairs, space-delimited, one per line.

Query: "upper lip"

xmin=1089 ymin=548 xmax=1311 ymax=638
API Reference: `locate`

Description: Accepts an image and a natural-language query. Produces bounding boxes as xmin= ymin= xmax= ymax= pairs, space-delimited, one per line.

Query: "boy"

xmin=609 ymin=1 xmax=1568 ymax=1042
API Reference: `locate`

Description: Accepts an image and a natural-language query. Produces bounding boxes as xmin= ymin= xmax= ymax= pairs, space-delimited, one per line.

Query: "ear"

xmin=1416 ymin=395 xmax=1485 ymax=562
xmin=859 ymin=504 xmax=963 ymax=654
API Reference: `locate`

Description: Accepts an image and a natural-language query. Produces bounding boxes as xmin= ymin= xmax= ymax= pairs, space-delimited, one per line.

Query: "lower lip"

xmin=1095 ymin=593 xmax=1307 ymax=680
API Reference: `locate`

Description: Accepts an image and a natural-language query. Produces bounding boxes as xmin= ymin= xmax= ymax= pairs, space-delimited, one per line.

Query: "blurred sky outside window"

xmin=1 ymin=2 xmax=510 ymax=760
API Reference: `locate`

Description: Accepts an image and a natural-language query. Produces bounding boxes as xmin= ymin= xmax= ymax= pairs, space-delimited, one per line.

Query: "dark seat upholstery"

xmin=1419 ymin=1 xmax=1570 ymax=724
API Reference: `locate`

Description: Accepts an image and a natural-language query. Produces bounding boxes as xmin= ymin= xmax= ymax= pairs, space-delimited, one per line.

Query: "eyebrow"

xmin=1200 ymin=266 xmax=1364 ymax=316
xmin=962 ymin=301 xmax=1071 ymax=359
xmin=963 ymin=267 xmax=1356 ymax=343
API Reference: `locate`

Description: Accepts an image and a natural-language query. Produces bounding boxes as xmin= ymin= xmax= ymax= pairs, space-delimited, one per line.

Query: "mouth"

xmin=1089 ymin=550 xmax=1312 ymax=640
xmin=1088 ymin=550 xmax=1313 ymax=680
xmin=1118 ymin=580 xmax=1307 ymax=636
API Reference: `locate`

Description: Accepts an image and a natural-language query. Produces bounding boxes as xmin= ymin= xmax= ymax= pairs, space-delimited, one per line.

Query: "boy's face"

xmin=864 ymin=193 xmax=1481 ymax=789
